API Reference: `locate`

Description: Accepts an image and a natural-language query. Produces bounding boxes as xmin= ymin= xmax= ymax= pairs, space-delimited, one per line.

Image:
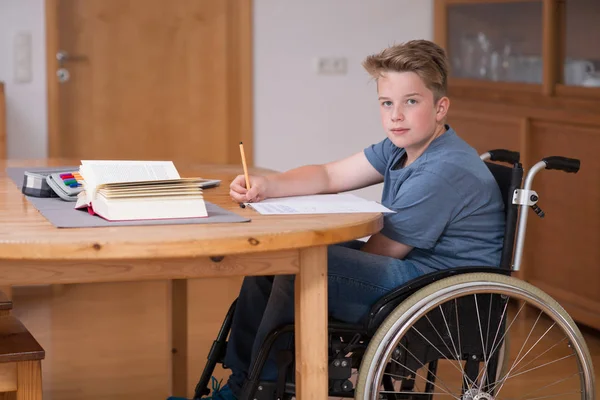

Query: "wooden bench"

xmin=0 ymin=289 xmax=44 ymax=400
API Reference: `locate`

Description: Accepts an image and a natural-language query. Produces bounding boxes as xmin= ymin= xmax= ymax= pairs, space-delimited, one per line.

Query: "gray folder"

xmin=5 ymin=167 xmax=250 ymax=228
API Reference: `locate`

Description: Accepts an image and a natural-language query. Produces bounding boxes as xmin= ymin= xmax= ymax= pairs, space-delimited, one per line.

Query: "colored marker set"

xmin=45 ymin=170 xmax=85 ymax=201
xmin=59 ymin=172 xmax=83 ymax=188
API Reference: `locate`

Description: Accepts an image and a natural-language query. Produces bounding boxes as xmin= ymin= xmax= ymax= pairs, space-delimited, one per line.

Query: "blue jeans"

xmin=223 ymin=241 xmax=436 ymax=396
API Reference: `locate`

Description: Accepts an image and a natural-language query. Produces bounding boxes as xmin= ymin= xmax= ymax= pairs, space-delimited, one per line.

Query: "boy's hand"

xmin=230 ymin=174 xmax=270 ymax=204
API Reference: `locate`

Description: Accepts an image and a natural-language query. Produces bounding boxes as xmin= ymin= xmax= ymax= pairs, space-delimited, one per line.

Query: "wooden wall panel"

xmin=526 ymin=121 xmax=600 ymax=329
xmin=448 ymin=111 xmax=522 ymax=154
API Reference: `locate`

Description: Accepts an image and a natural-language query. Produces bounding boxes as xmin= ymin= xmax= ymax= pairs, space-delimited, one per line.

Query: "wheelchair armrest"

xmin=365 ymin=266 xmax=511 ymax=335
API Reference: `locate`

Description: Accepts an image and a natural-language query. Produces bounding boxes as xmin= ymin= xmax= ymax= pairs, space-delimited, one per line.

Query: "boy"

xmin=205 ymin=39 xmax=505 ymax=399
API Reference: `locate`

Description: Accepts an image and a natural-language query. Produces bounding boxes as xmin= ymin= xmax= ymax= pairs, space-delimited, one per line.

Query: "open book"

xmin=243 ymin=193 xmax=394 ymax=215
xmin=75 ymin=160 xmax=218 ymax=221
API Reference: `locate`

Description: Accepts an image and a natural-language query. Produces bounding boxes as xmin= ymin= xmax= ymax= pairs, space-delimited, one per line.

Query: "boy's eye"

xmin=407 ymin=99 xmax=418 ymax=105
xmin=381 ymin=101 xmax=393 ymax=107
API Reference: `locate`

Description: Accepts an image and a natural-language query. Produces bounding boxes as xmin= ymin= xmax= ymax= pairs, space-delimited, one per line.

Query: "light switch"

xmin=314 ymin=57 xmax=348 ymax=75
xmin=14 ymin=32 xmax=32 ymax=83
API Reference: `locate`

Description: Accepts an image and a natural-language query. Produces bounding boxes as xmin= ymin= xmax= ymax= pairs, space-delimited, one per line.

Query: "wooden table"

xmin=0 ymin=160 xmax=383 ymax=399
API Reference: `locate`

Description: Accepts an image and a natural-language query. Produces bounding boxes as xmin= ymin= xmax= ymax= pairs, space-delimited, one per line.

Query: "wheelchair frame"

xmin=190 ymin=149 xmax=593 ymax=400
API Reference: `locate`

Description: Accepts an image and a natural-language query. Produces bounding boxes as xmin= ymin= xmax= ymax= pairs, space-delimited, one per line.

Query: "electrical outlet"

xmin=315 ymin=57 xmax=347 ymax=75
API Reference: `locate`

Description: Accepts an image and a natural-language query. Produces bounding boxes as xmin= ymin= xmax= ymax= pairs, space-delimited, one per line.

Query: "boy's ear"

xmin=435 ymin=96 xmax=450 ymax=121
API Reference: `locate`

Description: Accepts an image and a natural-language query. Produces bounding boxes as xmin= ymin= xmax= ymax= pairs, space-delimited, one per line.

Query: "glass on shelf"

xmin=447 ymin=1 xmax=543 ymax=84
xmin=564 ymin=0 xmax=600 ymax=87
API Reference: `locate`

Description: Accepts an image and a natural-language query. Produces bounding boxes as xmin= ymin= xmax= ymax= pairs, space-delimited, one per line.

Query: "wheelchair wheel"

xmin=355 ymin=273 xmax=595 ymax=400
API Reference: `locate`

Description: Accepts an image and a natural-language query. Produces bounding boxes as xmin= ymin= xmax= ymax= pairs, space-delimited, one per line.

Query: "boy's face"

xmin=377 ymin=71 xmax=448 ymax=156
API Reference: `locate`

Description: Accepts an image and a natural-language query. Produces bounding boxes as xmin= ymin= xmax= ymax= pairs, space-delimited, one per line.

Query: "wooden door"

xmin=46 ymin=0 xmax=252 ymax=165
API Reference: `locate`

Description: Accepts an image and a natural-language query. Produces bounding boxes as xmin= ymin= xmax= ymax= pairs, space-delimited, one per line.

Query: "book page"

xmin=99 ymin=178 xmax=219 ymax=189
xmin=98 ymin=188 xmax=204 ymax=198
xmin=244 ymin=193 xmax=394 ymax=215
xmin=80 ymin=160 xmax=180 ymax=185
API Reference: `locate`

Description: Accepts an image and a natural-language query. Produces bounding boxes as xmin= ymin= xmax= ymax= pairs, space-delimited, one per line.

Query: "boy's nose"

xmin=391 ymin=110 xmax=404 ymax=121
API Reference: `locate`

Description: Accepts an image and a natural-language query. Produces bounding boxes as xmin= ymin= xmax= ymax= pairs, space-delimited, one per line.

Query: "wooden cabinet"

xmin=527 ymin=121 xmax=600 ymax=329
xmin=562 ymin=0 xmax=600 ymax=88
xmin=435 ymin=0 xmax=600 ymax=330
xmin=445 ymin=1 xmax=544 ymax=83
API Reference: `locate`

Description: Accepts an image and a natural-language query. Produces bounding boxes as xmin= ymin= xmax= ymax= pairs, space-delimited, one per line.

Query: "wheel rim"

xmin=362 ymin=279 xmax=594 ymax=400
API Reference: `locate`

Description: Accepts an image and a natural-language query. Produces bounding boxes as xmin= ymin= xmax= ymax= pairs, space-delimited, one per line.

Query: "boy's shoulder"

xmin=414 ymin=128 xmax=494 ymax=187
xmin=420 ymin=128 xmax=479 ymax=167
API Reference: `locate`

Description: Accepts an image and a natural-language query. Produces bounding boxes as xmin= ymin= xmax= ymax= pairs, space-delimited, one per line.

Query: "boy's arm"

xmin=363 ymin=170 xmax=462 ymax=260
xmin=361 ymin=233 xmax=414 ymax=259
xmin=264 ymin=151 xmax=383 ymax=198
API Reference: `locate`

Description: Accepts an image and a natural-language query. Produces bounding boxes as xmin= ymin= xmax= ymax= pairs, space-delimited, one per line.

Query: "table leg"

xmin=294 ymin=246 xmax=328 ymax=399
xmin=171 ymin=279 xmax=188 ymax=397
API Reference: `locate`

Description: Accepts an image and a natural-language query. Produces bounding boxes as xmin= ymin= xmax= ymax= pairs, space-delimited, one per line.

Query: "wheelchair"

xmin=192 ymin=149 xmax=595 ymax=399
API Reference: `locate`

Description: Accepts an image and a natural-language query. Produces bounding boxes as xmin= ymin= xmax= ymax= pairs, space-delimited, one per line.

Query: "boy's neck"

xmin=404 ymin=123 xmax=447 ymax=167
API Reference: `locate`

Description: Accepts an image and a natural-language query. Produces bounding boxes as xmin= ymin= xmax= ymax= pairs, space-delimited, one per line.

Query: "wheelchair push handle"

xmin=487 ymin=149 xmax=521 ymax=165
xmin=542 ymin=156 xmax=581 ymax=173
xmin=514 ymin=154 xmax=581 ymax=272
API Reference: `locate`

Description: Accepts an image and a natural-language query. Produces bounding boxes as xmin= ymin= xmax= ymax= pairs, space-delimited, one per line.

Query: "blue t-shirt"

xmin=364 ymin=126 xmax=505 ymax=270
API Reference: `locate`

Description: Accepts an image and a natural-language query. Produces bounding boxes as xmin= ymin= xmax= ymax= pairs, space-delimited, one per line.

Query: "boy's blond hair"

xmin=362 ymin=40 xmax=449 ymax=103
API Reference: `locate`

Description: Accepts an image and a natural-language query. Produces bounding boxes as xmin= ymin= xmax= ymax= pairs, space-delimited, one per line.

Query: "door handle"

xmin=56 ymin=50 xmax=88 ymax=83
xmin=56 ymin=50 xmax=88 ymax=66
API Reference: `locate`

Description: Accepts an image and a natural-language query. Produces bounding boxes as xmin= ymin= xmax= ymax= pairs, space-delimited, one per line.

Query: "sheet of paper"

xmin=245 ymin=193 xmax=394 ymax=215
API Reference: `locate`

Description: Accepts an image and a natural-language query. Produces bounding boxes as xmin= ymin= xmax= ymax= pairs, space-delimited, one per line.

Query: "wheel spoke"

xmin=511 ymin=336 xmax=568 ymax=376
xmin=356 ymin=274 xmax=593 ymax=400
xmin=425 ymin=308 xmax=468 ymax=384
xmin=514 ymin=372 xmax=582 ymax=400
xmin=386 ymin=359 xmax=461 ymax=400
xmin=473 ymin=296 xmax=511 ymax=391
xmin=393 ymin=341 xmax=460 ymax=396
xmin=409 ymin=325 xmax=475 ymax=387
xmin=494 ymin=309 xmax=545 ymax=396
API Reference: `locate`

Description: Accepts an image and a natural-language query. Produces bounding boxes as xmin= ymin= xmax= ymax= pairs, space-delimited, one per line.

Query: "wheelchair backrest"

xmin=484 ymin=161 xmax=523 ymax=270
xmin=364 ymin=158 xmax=524 ymax=333
xmin=363 ymin=160 xmax=523 ymax=333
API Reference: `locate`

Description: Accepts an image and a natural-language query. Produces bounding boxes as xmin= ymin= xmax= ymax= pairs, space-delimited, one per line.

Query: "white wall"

xmin=0 ymin=0 xmax=47 ymax=159
xmin=0 ymin=0 xmax=433 ymax=199
xmin=253 ymin=0 xmax=433 ymax=200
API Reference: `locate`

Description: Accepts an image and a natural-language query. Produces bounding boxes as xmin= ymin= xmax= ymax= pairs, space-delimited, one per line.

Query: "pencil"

xmin=239 ymin=141 xmax=251 ymax=191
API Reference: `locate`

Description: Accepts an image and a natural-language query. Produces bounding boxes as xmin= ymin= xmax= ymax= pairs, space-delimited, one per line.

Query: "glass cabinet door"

xmin=563 ymin=0 xmax=600 ymax=87
xmin=447 ymin=1 xmax=543 ymax=83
